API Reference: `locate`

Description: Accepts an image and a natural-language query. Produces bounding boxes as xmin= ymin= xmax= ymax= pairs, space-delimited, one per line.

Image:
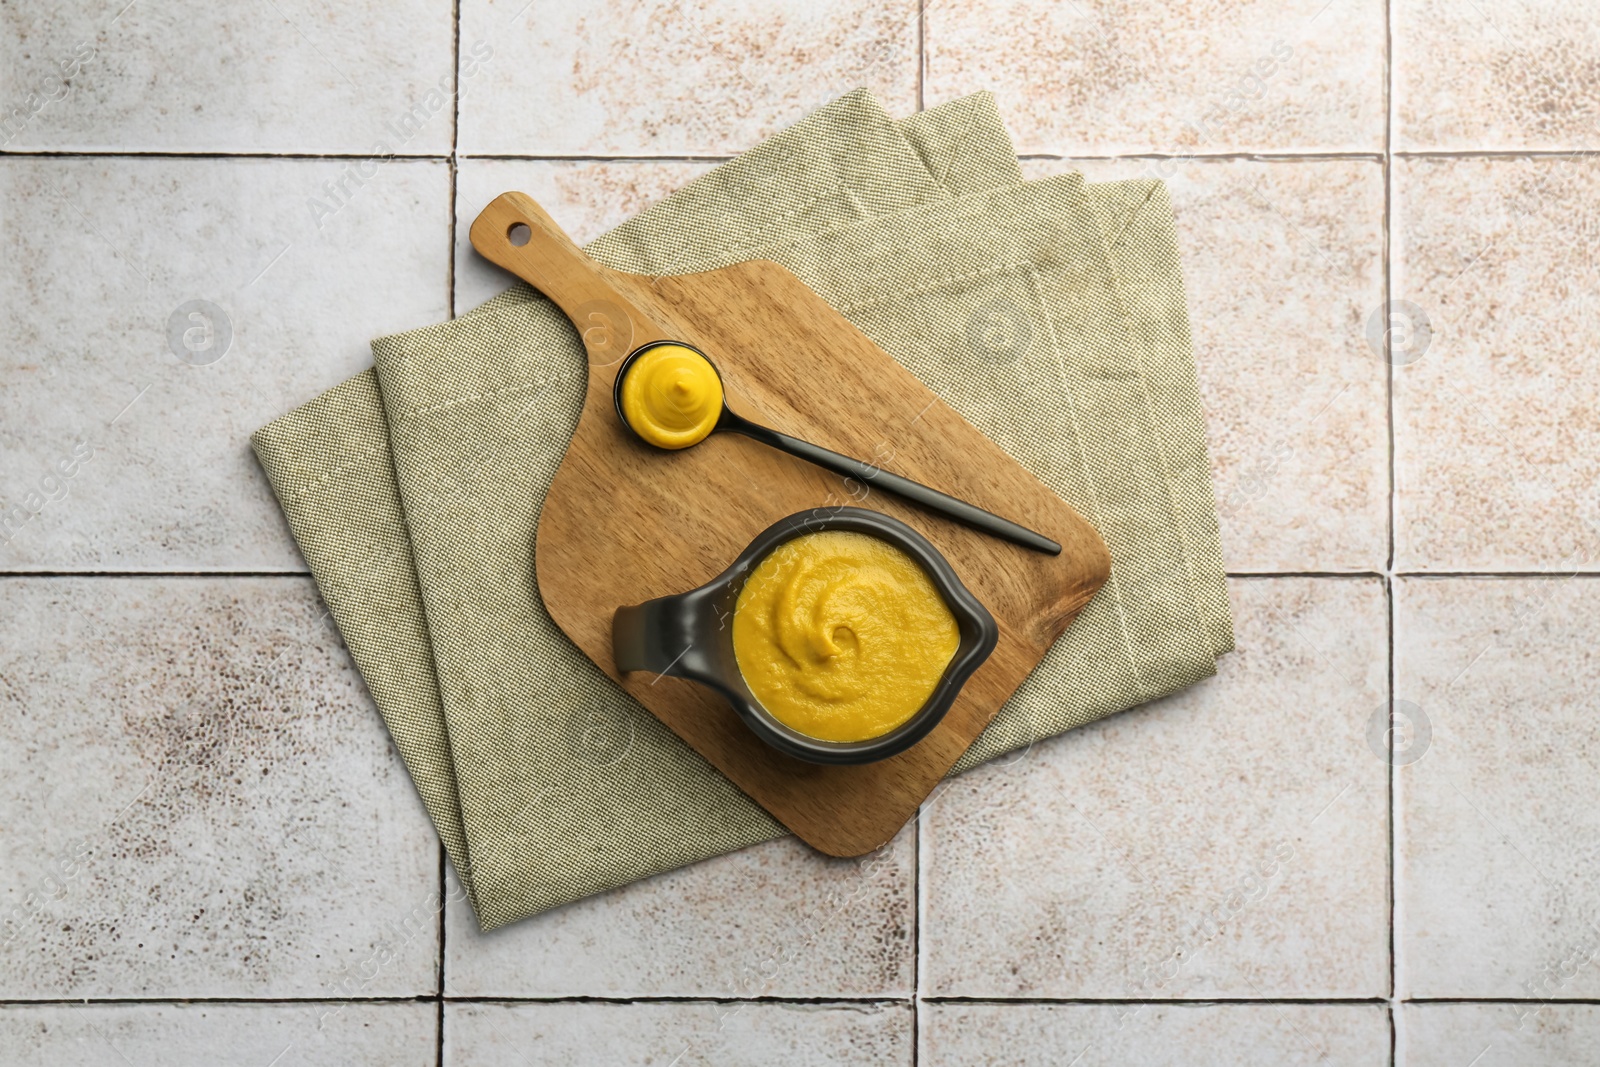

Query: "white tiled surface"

xmin=1025 ymin=156 xmax=1389 ymax=571
xmin=1395 ymin=577 xmax=1600 ymax=1000
xmin=921 ymin=1002 xmax=1391 ymax=1066
xmin=0 ymin=156 xmax=451 ymax=571
xmin=455 ymin=0 xmax=919 ymax=155
xmin=927 ymin=0 xmax=1388 ymax=155
xmin=0 ymin=1002 xmax=438 ymax=1066
xmin=5 ymin=1 xmax=1599 ymax=1063
xmin=0 ymin=579 xmax=440 ymax=998
xmin=443 ymin=830 xmax=915 ymax=998
xmin=1392 ymin=156 xmax=1600 ymax=570
xmin=1393 ymin=0 xmax=1600 ymax=152
xmin=1402 ymin=1002 xmax=1600 ymax=1066
xmin=0 ymin=1 xmax=456 ymax=154
xmin=921 ymin=579 xmax=1389 ymax=1000
xmin=446 ymin=1001 xmax=913 ymax=1065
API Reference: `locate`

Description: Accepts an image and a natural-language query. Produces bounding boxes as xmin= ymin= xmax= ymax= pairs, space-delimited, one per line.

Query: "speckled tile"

xmin=1392 ymin=157 xmax=1600 ymax=571
xmin=1395 ymin=0 xmax=1600 ymax=151
xmin=926 ymin=0 xmax=1386 ymax=155
xmin=454 ymin=158 xmax=715 ymax=312
xmin=1404 ymin=1002 xmax=1600 ymax=1067
xmin=444 ymin=828 xmax=912 ymax=997
xmin=0 ymin=1002 xmax=436 ymax=1066
xmin=0 ymin=0 xmax=454 ymax=153
xmin=0 ymin=578 xmax=439 ymax=997
xmin=455 ymin=0 xmax=918 ymax=156
xmin=921 ymin=577 xmax=1388 ymax=998
xmin=1024 ymin=157 xmax=1387 ymax=572
xmin=10 ymin=0 xmax=1600 ymax=1049
xmin=0 ymin=156 xmax=450 ymax=571
xmin=445 ymin=1001 xmax=912 ymax=1066
xmin=1395 ymin=577 xmax=1600 ymax=998
xmin=920 ymin=1002 xmax=1390 ymax=1067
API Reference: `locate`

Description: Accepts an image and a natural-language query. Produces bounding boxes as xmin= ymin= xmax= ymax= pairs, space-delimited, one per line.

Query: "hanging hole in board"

xmin=508 ymin=223 xmax=532 ymax=247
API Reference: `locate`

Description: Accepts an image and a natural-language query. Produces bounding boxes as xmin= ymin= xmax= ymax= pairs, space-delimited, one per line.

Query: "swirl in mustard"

xmin=732 ymin=530 xmax=960 ymax=743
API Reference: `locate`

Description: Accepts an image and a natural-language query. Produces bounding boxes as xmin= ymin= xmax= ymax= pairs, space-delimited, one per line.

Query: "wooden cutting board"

xmin=472 ymin=193 xmax=1112 ymax=857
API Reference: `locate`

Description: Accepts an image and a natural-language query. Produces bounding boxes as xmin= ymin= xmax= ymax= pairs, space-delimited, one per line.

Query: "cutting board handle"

xmin=469 ymin=191 xmax=669 ymax=364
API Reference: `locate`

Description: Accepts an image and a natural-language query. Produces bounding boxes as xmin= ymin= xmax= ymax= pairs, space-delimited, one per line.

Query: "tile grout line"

xmin=913 ymin=815 xmax=925 ymax=1065
xmin=436 ymin=996 xmax=445 ymax=1067
xmin=38 ymin=994 xmax=1600 ymax=1008
xmin=1383 ymin=1 xmax=1402 ymax=1064
xmin=439 ymin=0 xmax=462 ymax=1062
xmin=2 ymin=148 xmax=1596 ymax=163
xmin=5 ymin=995 xmax=1478 ymax=1006
xmin=1383 ymin=4 xmax=1399 ymax=579
xmin=1388 ymin=575 xmax=1402 ymax=1059
xmin=912 ymin=9 xmax=925 ymax=1062
xmin=436 ymin=839 xmax=448 ymax=1059
xmin=916 ymin=0 xmax=926 ymax=115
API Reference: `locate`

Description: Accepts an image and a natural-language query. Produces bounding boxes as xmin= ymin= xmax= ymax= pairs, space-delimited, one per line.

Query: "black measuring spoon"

xmin=612 ymin=339 xmax=1061 ymax=556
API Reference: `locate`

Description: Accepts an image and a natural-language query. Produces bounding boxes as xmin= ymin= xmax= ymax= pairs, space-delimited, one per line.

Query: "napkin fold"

xmin=253 ymin=90 xmax=1230 ymax=930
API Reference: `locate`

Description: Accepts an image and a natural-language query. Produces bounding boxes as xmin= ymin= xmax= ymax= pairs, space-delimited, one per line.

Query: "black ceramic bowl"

xmin=611 ymin=506 xmax=998 ymax=765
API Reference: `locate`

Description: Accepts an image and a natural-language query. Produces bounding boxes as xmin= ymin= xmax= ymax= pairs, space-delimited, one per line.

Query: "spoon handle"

xmin=722 ymin=414 xmax=1062 ymax=556
xmin=469 ymin=192 xmax=671 ymax=365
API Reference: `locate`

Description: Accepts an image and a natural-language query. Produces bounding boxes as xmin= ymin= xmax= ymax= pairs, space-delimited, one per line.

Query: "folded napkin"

xmin=253 ymin=90 xmax=1230 ymax=930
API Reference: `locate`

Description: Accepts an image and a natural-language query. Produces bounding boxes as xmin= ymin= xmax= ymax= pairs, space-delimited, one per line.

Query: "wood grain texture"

xmin=472 ymin=193 xmax=1111 ymax=856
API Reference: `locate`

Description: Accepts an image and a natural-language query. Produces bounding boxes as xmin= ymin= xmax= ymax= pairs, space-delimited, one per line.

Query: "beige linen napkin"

xmin=253 ymin=91 xmax=1230 ymax=930
xmin=1085 ymin=179 xmax=1232 ymax=659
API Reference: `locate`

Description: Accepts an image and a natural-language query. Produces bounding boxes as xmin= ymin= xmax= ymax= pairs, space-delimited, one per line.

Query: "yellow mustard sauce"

xmin=618 ymin=344 xmax=723 ymax=449
xmin=732 ymin=530 xmax=961 ymax=743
